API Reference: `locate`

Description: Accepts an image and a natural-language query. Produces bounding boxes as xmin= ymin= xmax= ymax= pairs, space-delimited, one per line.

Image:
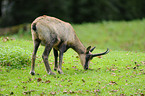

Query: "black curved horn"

xmin=91 ymin=48 xmax=109 ymax=57
xmin=90 ymin=46 xmax=96 ymax=52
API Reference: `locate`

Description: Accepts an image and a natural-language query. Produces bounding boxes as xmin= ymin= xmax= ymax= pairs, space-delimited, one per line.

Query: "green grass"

xmin=73 ymin=19 xmax=145 ymax=51
xmin=0 ymin=20 xmax=145 ymax=95
xmin=0 ymin=46 xmax=31 ymax=69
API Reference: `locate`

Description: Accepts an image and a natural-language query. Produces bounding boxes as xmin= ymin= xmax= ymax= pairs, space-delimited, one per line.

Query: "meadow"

xmin=0 ymin=19 xmax=145 ymax=96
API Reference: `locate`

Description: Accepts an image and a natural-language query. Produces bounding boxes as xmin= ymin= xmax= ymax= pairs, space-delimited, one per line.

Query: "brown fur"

xmin=30 ymin=15 xmax=109 ymax=75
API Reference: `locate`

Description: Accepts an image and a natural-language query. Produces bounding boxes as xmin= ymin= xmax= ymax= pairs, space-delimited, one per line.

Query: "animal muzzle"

xmin=84 ymin=65 xmax=88 ymax=70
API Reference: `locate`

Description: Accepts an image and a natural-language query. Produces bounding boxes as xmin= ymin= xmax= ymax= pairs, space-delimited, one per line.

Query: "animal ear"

xmin=86 ymin=46 xmax=91 ymax=54
xmin=90 ymin=46 xmax=96 ymax=52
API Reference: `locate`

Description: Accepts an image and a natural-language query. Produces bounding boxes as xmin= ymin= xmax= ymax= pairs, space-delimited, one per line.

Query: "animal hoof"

xmin=58 ymin=70 xmax=64 ymax=74
xmin=48 ymin=72 xmax=56 ymax=75
xmin=30 ymin=71 xmax=35 ymax=75
xmin=54 ymin=68 xmax=57 ymax=71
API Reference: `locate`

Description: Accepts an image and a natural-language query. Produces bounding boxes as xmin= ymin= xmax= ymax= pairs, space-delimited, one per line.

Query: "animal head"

xmin=79 ymin=46 xmax=109 ymax=70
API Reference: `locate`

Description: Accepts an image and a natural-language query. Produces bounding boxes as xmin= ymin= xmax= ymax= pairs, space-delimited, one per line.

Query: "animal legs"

xmin=42 ymin=41 xmax=56 ymax=75
xmin=57 ymin=44 xmax=67 ymax=74
xmin=53 ymin=48 xmax=58 ymax=71
xmin=30 ymin=40 xmax=40 ymax=75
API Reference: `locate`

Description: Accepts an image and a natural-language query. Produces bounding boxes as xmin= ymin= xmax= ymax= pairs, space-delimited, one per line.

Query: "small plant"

xmin=0 ymin=46 xmax=31 ymax=69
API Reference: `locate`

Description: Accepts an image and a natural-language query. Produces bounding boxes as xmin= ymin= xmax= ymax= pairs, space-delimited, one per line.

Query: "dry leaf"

xmin=109 ymin=81 xmax=118 ymax=85
xmin=23 ymin=90 xmax=35 ymax=95
xmin=50 ymin=92 xmax=56 ymax=95
xmin=72 ymin=66 xmax=77 ymax=68
xmin=141 ymin=93 xmax=144 ymax=96
xmin=37 ymin=78 xmax=42 ymax=82
xmin=86 ymin=90 xmax=89 ymax=92
xmin=63 ymin=90 xmax=67 ymax=94
xmin=94 ymin=89 xmax=100 ymax=93
xmin=82 ymin=78 xmax=85 ymax=82
xmin=133 ymin=67 xmax=136 ymax=69
xmin=45 ymin=80 xmax=51 ymax=84
xmin=69 ymin=90 xmax=76 ymax=94
xmin=111 ymin=90 xmax=118 ymax=92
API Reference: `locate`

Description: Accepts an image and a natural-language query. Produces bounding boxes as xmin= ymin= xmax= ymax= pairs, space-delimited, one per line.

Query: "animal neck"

xmin=71 ymin=36 xmax=86 ymax=55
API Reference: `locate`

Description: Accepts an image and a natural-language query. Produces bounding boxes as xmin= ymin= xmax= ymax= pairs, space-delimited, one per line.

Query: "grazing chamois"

xmin=30 ymin=15 xmax=109 ymax=75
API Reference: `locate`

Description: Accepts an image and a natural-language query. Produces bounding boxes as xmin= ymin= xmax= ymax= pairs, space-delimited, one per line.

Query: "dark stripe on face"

xmin=84 ymin=55 xmax=90 ymax=70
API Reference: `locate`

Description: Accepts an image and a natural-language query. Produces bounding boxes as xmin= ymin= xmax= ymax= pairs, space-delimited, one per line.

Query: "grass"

xmin=73 ymin=19 xmax=145 ymax=51
xmin=0 ymin=46 xmax=31 ymax=69
xmin=0 ymin=19 xmax=145 ymax=95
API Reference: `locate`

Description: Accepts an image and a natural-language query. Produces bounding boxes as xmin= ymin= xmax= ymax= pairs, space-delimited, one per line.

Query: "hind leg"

xmin=30 ymin=39 xmax=40 ymax=75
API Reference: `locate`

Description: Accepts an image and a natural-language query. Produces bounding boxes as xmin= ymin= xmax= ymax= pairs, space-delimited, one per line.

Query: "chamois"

xmin=30 ymin=15 xmax=109 ymax=75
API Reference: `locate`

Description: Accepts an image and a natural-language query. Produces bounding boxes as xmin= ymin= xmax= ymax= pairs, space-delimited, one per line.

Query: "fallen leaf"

xmin=77 ymin=90 xmax=82 ymax=93
xmin=59 ymin=84 xmax=63 ymax=87
xmin=133 ymin=67 xmax=136 ymax=69
xmin=75 ymin=69 xmax=78 ymax=71
xmin=50 ymin=92 xmax=56 ymax=95
xmin=45 ymin=80 xmax=51 ymax=84
xmin=21 ymin=81 xmax=28 ymax=83
xmin=72 ymin=66 xmax=77 ymax=68
xmin=23 ymin=90 xmax=35 ymax=95
xmin=120 ymin=94 xmax=126 ymax=96
xmin=3 ymin=37 xmax=9 ymax=42
xmin=68 ymin=79 xmax=71 ymax=82
xmin=111 ymin=90 xmax=118 ymax=92
xmin=140 ymin=69 xmax=144 ymax=71
xmin=141 ymin=93 xmax=144 ymax=96
xmin=63 ymin=90 xmax=67 ymax=94
xmin=61 ymin=79 xmax=65 ymax=82
xmin=109 ymin=81 xmax=118 ymax=85
xmin=98 ymin=81 xmax=101 ymax=84
xmin=86 ymin=90 xmax=89 ymax=92
xmin=14 ymin=86 xmax=18 ymax=88
xmin=126 ymin=67 xmax=130 ymax=69
xmin=37 ymin=78 xmax=42 ymax=82
xmin=136 ymin=64 xmax=140 ymax=67
xmin=23 ymin=86 xmax=27 ymax=89
xmin=28 ymin=77 xmax=33 ymax=81
xmin=82 ymin=78 xmax=85 ymax=82
xmin=111 ymin=68 xmax=118 ymax=71
xmin=111 ymin=73 xmax=116 ymax=76
xmin=141 ymin=61 xmax=145 ymax=65
xmin=94 ymin=89 xmax=100 ymax=93
xmin=40 ymin=92 xmax=45 ymax=96
xmin=97 ymin=68 xmax=101 ymax=70
xmin=69 ymin=90 xmax=76 ymax=94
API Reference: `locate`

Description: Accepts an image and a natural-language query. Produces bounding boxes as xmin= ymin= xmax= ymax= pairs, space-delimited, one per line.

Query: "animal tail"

xmin=32 ymin=23 xmax=37 ymax=31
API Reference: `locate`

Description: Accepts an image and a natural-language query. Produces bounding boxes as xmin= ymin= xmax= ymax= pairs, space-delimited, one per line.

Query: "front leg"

xmin=53 ymin=48 xmax=58 ymax=71
xmin=58 ymin=44 xmax=67 ymax=74
xmin=42 ymin=43 xmax=56 ymax=75
xmin=58 ymin=51 xmax=64 ymax=74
